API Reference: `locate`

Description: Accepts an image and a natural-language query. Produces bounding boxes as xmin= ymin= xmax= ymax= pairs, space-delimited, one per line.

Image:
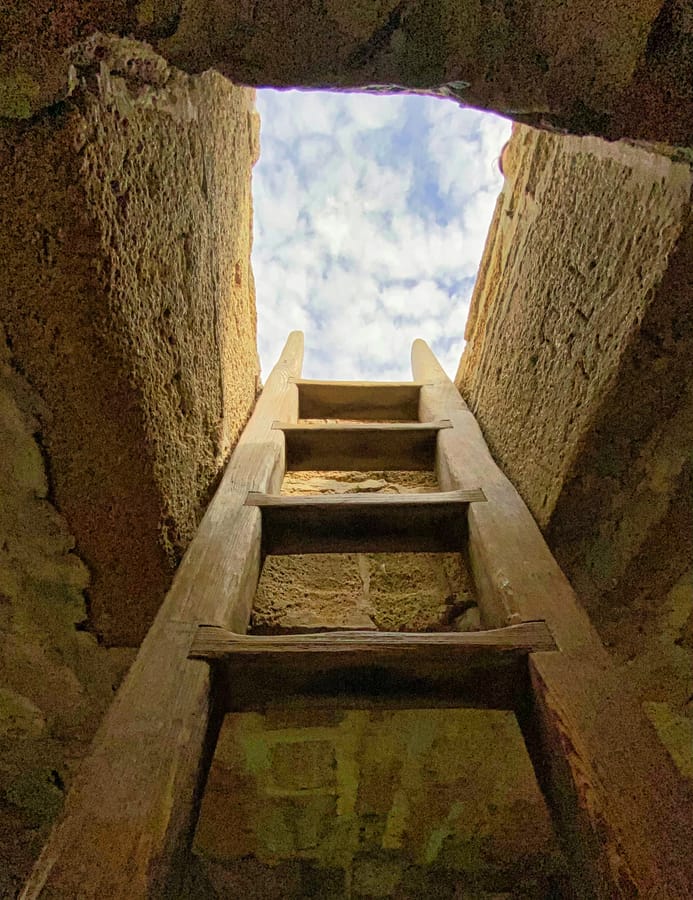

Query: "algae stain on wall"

xmin=195 ymin=708 xmax=566 ymax=897
xmin=0 ymin=71 xmax=39 ymax=118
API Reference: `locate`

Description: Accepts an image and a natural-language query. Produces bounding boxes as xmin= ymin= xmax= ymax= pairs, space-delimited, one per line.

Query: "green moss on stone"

xmin=0 ymin=72 xmax=40 ymax=119
xmin=644 ymin=702 xmax=693 ymax=779
xmin=0 ymin=688 xmax=45 ymax=739
xmin=586 ymin=537 xmax=616 ymax=582
xmin=5 ymin=767 xmax=64 ymax=825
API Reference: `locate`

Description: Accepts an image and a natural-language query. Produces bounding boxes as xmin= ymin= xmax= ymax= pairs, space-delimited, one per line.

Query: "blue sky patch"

xmin=252 ymin=89 xmax=511 ymax=381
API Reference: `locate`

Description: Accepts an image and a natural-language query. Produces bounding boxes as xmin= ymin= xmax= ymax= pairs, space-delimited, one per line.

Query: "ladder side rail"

xmin=412 ymin=338 xmax=693 ymax=899
xmin=21 ymin=332 xmax=304 ymax=900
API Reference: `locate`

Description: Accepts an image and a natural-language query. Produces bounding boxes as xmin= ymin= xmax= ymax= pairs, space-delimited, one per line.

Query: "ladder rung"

xmin=275 ymin=420 xmax=452 ymax=471
xmin=191 ymin=621 xmax=555 ymax=657
xmin=245 ymin=488 xmax=486 ymax=554
xmin=294 ymin=378 xmax=424 ymax=421
xmin=189 ymin=622 xmax=556 ymax=712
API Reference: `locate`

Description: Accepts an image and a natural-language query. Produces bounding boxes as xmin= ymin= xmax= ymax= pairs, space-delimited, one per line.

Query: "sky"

xmin=252 ymin=89 xmax=511 ymax=382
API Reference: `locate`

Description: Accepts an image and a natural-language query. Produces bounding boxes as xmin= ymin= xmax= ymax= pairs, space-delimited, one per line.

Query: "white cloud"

xmin=252 ymin=89 xmax=511 ymax=381
xmin=380 ymin=280 xmax=451 ymax=319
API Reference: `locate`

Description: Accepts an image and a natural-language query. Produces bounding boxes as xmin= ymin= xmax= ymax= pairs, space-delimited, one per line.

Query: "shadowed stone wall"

xmin=192 ymin=708 xmax=566 ymax=898
xmin=2 ymin=1 xmax=693 ymax=146
xmin=0 ymin=324 xmax=135 ymax=897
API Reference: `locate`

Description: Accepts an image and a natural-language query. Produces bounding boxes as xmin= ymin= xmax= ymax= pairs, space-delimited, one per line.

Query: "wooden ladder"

xmin=23 ymin=332 xmax=693 ymax=899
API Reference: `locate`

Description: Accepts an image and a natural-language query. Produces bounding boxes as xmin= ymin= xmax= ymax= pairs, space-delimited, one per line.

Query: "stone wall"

xmin=192 ymin=708 xmax=566 ymax=898
xmin=0 ymin=37 xmax=259 ymax=892
xmin=0 ymin=326 xmax=135 ymax=897
xmin=457 ymin=123 xmax=693 ymax=777
xmin=0 ymin=36 xmax=259 ymax=646
xmin=2 ymin=2 xmax=693 ymax=146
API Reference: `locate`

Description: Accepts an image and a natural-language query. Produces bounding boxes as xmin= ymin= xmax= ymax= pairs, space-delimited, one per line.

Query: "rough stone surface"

xmin=0 ymin=36 xmax=259 ymax=645
xmin=458 ymin=126 xmax=692 ymax=533
xmin=2 ymin=3 xmax=693 ymax=146
xmin=0 ymin=324 xmax=134 ymax=897
xmin=252 ymin=471 xmax=478 ymax=634
xmin=193 ymin=709 xmax=566 ymax=898
xmin=457 ymin=123 xmax=693 ymax=776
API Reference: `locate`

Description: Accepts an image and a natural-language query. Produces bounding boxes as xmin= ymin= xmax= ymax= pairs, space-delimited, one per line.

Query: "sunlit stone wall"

xmin=457 ymin=124 xmax=693 ymax=780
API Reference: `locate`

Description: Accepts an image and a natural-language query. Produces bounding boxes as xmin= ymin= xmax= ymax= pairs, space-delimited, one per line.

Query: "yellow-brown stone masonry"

xmin=0 ymin=36 xmax=260 ymax=646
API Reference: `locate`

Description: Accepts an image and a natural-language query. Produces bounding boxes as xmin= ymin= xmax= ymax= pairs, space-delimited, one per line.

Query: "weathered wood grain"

xmin=277 ymin=419 xmax=451 ymax=470
xmin=295 ymin=378 xmax=423 ymax=420
xmin=190 ymin=620 xmax=555 ymax=657
xmin=246 ymin=488 xmax=486 ymax=554
xmin=21 ymin=333 xmax=304 ymax=900
xmin=190 ymin=622 xmax=555 ymax=712
xmin=412 ymin=338 xmax=693 ymax=899
xmin=247 ymin=488 xmax=485 ymax=507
